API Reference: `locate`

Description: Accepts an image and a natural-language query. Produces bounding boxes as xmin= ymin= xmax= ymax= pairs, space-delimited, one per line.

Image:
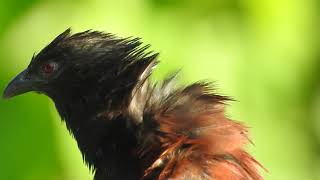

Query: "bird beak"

xmin=3 ymin=69 xmax=34 ymax=99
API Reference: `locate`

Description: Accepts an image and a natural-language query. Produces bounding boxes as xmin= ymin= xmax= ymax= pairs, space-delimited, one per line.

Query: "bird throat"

xmin=52 ymin=90 xmax=142 ymax=180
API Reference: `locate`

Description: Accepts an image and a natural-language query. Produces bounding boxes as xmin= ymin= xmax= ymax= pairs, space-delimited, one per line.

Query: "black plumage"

xmin=3 ymin=29 xmax=264 ymax=180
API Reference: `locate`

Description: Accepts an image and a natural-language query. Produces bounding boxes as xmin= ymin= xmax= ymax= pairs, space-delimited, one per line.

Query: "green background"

xmin=0 ymin=0 xmax=319 ymax=179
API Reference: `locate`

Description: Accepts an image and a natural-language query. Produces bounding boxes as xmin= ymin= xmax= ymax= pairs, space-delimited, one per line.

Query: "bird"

xmin=3 ymin=29 xmax=264 ymax=180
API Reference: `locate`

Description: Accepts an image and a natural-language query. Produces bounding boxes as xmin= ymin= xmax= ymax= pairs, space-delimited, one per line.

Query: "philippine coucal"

xmin=3 ymin=29 xmax=264 ymax=180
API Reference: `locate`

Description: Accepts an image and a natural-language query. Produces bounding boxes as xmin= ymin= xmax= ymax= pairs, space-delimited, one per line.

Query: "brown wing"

xmin=135 ymin=80 xmax=264 ymax=180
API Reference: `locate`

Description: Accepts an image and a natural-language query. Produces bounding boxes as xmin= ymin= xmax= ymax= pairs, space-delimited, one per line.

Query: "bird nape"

xmin=3 ymin=29 xmax=265 ymax=180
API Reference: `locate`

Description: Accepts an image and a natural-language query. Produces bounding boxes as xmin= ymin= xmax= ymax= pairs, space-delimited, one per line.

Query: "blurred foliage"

xmin=0 ymin=0 xmax=319 ymax=179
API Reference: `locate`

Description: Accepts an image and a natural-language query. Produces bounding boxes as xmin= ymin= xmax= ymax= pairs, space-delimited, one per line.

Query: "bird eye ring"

xmin=41 ymin=62 xmax=57 ymax=74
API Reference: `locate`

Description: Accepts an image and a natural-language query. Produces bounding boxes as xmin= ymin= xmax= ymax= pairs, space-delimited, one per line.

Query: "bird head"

xmin=3 ymin=29 xmax=157 ymax=102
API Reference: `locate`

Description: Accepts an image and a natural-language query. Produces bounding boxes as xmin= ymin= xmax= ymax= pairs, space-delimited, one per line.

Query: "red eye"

xmin=41 ymin=62 xmax=57 ymax=74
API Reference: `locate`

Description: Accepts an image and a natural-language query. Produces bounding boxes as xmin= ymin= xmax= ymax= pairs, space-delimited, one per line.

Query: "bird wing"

xmin=134 ymin=79 xmax=264 ymax=180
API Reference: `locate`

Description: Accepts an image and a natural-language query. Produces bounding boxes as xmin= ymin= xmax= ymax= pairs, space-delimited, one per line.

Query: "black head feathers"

xmin=12 ymin=29 xmax=158 ymax=102
xmin=35 ymin=28 xmax=158 ymax=73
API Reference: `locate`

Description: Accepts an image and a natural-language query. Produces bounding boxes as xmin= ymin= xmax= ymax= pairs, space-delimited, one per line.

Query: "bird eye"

xmin=41 ymin=62 xmax=57 ymax=74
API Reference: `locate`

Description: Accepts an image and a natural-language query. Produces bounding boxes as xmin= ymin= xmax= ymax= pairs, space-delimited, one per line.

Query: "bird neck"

xmin=52 ymin=88 xmax=142 ymax=179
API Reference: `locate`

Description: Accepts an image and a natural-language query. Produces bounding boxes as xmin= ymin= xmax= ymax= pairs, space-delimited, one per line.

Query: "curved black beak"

xmin=3 ymin=69 xmax=34 ymax=99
